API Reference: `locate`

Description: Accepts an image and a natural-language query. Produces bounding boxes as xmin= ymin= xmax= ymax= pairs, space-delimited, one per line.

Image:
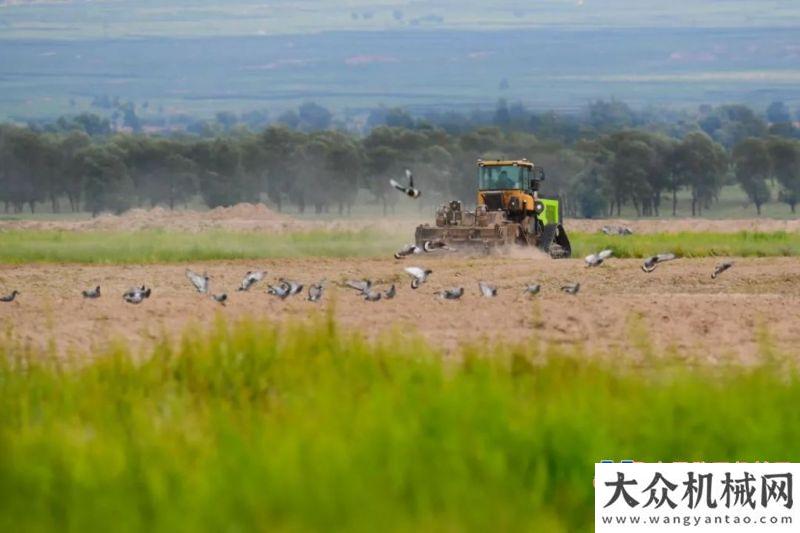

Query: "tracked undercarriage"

xmin=415 ymin=200 xmax=571 ymax=258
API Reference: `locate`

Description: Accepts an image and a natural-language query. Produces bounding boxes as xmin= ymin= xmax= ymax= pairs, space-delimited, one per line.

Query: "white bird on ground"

xmin=641 ymin=253 xmax=677 ymax=273
xmin=404 ymin=266 xmax=432 ymax=289
xmin=560 ymin=282 xmax=580 ymax=295
xmin=389 ymin=169 xmax=421 ymax=199
xmin=279 ymin=278 xmax=304 ymax=296
xmin=522 ymin=284 xmax=541 ymax=296
xmin=585 ymin=249 xmax=613 ymax=267
xmin=267 ymin=283 xmax=291 ymax=299
xmin=478 ymin=281 xmax=498 ymax=298
xmin=82 ymin=286 xmax=101 ymax=299
xmin=307 ymin=283 xmax=324 ymax=302
xmin=238 ymin=270 xmax=265 ymax=291
xmin=711 ymin=261 xmax=733 ymax=279
xmin=384 ymin=284 xmax=396 ymax=299
xmin=363 ymin=289 xmax=382 ymax=302
xmin=437 ymin=287 xmax=464 ymax=300
xmin=601 ymin=225 xmax=633 ymax=236
xmin=211 ymin=293 xmax=227 ymax=306
xmin=394 ymin=243 xmax=422 ymax=259
xmin=423 ymin=239 xmax=451 ymax=252
xmin=123 ymin=286 xmax=151 ymax=304
xmin=185 ymin=269 xmax=209 ymax=293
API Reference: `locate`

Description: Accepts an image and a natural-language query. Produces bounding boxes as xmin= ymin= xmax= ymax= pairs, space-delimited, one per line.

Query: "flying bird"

xmin=279 ymin=278 xmax=304 ymax=296
xmin=478 ymin=281 xmax=498 ymax=298
xmin=641 ymin=253 xmax=677 ymax=273
xmin=185 ymin=269 xmax=209 ymax=293
xmin=384 ymin=284 xmax=396 ymax=300
xmin=389 ymin=169 xmax=421 ymax=199
xmin=394 ymin=243 xmax=422 ymax=259
xmin=237 ymin=270 xmax=265 ymax=291
xmin=0 ymin=290 xmax=19 ymax=303
xmin=82 ymin=286 xmax=101 ymax=299
xmin=522 ymin=284 xmax=541 ymax=296
xmin=344 ymin=279 xmax=372 ymax=294
xmin=585 ymin=249 xmax=613 ymax=267
xmin=211 ymin=293 xmax=228 ymax=306
xmin=267 ymin=283 xmax=291 ymax=299
xmin=711 ymin=261 xmax=733 ymax=279
xmin=437 ymin=287 xmax=464 ymax=300
xmin=404 ymin=266 xmax=432 ymax=289
xmin=561 ymin=282 xmax=580 ymax=295
xmin=307 ymin=283 xmax=324 ymax=302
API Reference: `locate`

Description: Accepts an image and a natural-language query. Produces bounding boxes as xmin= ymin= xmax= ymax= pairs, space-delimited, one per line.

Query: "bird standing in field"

xmin=641 ymin=253 xmax=676 ymax=273
xmin=404 ymin=266 xmax=432 ymax=289
xmin=522 ymin=284 xmax=541 ymax=296
xmin=561 ymin=283 xmax=580 ymax=295
xmin=267 ymin=283 xmax=291 ymax=299
xmin=711 ymin=261 xmax=733 ymax=279
xmin=384 ymin=284 xmax=396 ymax=300
xmin=279 ymin=278 xmax=304 ymax=296
xmin=211 ymin=293 xmax=228 ymax=306
xmin=478 ymin=281 xmax=498 ymax=298
xmin=363 ymin=289 xmax=382 ymax=302
xmin=185 ymin=269 xmax=209 ymax=293
xmin=437 ymin=287 xmax=464 ymax=300
xmin=0 ymin=290 xmax=19 ymax=303
xmin=585 ymin=249 xmax=613 ymax=267
xmin=423 ymin=239 xmax=451 ymax=252
xmin=238 ymin=270 xmax=265 ymax=291
xmin=390 ymin=169 xmax=421 ymax=199
xmin=307 ymin=283 xmax=324 ymax=302
xmin=394 ymin=243 xmax=422 ymax=259
xmin=123 ymin=286 xmax=151 ymax=304
xmin=82 ymin=286 xmax=101 ymax=299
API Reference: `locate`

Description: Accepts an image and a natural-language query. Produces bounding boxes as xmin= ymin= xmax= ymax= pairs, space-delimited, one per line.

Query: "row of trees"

xmin=1 ymin=120 xmax=799 ymax=217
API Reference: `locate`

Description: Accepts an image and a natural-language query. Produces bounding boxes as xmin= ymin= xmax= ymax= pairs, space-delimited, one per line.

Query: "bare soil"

xmin=1 ymin=256 xmax=798 ymax=361
xmin=3 ymin=203 xmax=798 ymax=235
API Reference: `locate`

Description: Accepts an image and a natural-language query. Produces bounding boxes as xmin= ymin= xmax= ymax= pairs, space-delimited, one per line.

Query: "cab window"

xmin=478 ymin=165 xmax=531 ymax=190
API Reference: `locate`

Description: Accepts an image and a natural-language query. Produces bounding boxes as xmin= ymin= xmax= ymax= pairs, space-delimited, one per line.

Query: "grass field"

xmin=0 ymin=316 xmax=798 ymax=532
xmin=0 ymin=229 xmax=407 ymax=264
xmin=0 ymin=229 xmax=798 ymax=263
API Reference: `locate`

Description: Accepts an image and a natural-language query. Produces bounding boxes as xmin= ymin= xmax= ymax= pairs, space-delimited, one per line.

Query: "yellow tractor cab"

xmin=477 ymin=159 xmax=560 ymax=228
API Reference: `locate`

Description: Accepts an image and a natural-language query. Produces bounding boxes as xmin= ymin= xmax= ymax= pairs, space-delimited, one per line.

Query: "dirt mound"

xmin=206 ymin=203 xmax=288 ymax=221
xmin=1 ymin=203 xmax=314 ymax=233
xmin=569 ymin=218 xmax=800 ymax=234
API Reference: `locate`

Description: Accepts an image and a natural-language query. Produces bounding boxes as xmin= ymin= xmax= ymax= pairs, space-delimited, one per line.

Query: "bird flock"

xmin=0 ymin=170 xmax=736 ymax=305
xmin=0 ymin=252 xmax=737 ymax=306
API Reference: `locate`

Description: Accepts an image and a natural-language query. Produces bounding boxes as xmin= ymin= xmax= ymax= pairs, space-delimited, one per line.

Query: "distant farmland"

xmin=1 ymin=27 xmax=799 ymax=121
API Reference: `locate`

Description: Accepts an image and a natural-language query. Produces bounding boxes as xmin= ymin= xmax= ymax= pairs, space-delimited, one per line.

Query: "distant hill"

xmin=1 ymin=27 xmax=798 ymax=121
xmin=1 ymin=1 xmax=799 ymax=39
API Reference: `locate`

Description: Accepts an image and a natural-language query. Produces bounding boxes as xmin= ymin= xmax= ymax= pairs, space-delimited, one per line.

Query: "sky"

xmin=0 ymin=0 xmax=799 ymax=39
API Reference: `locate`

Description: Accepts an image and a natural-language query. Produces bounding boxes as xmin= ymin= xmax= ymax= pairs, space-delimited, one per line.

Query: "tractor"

xmin=414 ymin=159 xmax=571 ymax=258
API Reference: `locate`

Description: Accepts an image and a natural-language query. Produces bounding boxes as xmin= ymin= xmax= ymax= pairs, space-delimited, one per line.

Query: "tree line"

xmin=1 ymin=102 xmax=799 ymax=217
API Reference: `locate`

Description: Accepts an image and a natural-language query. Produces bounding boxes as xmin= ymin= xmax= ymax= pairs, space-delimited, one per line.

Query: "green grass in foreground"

xmin=1 ymin=316 xmax=799 ymax=532
xmin=0 ymin=229 xmax=798 ymax=263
